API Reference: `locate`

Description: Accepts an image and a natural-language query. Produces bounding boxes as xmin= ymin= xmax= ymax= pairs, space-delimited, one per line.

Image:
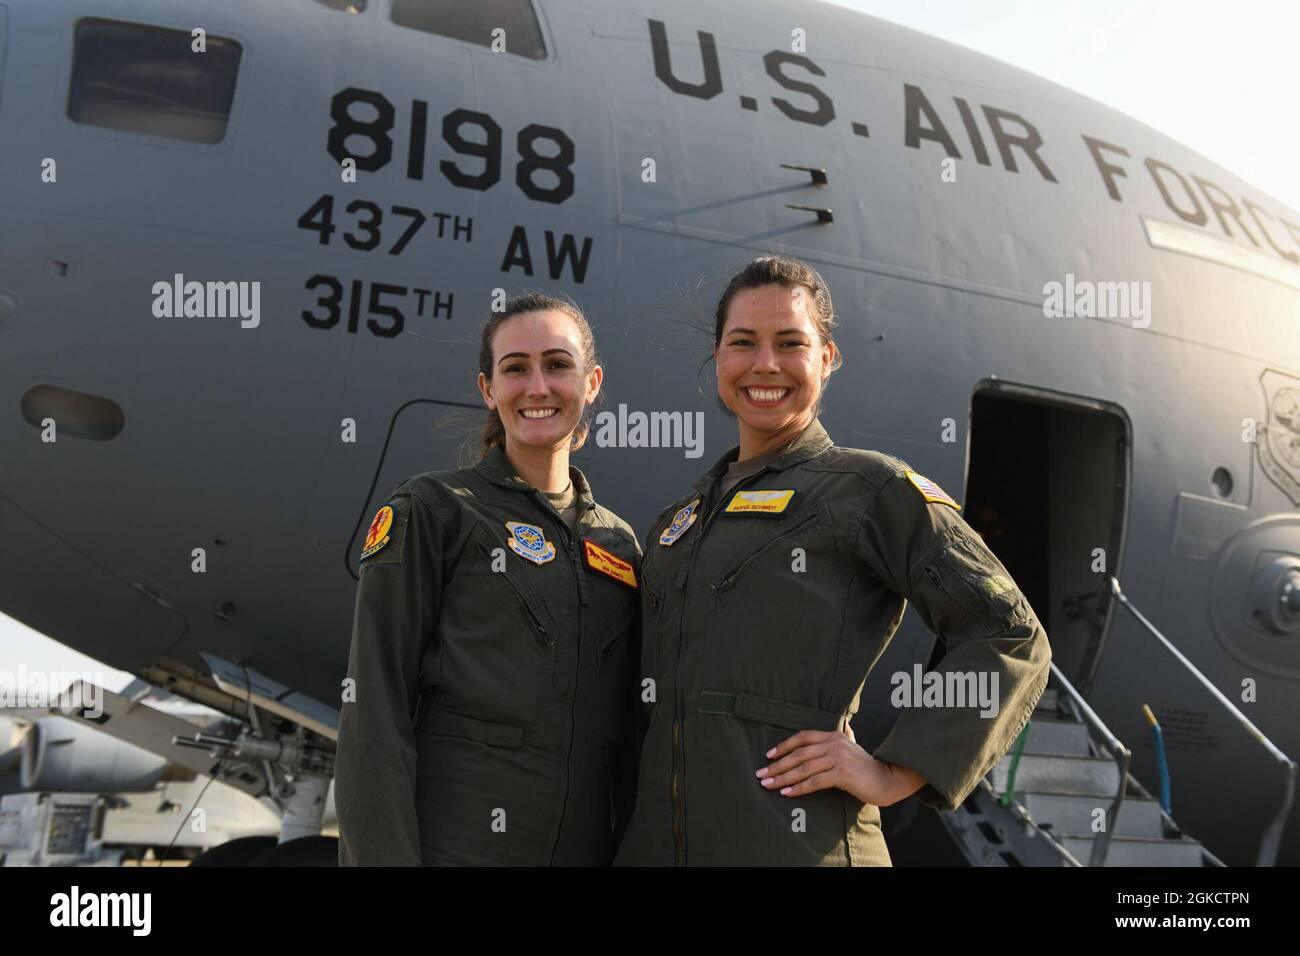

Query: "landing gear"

xmin=189 ymin=835 xmax=279 ymax=867
xmin=247 ymin=835 xmax=338 ymax=866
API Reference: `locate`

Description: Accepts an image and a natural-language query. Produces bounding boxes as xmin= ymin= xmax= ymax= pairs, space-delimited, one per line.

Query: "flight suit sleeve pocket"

xmin=914 ymin=527 xmax=1029 ymax=638
xmin=418 ymin=711 xmax=525 ymax=750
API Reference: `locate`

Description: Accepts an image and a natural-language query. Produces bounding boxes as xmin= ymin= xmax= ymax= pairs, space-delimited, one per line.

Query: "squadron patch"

xmin=724 ymin=489 xmax=796 ymax=514
xmin=583 ymin=538 xmax=638 ymax=589
xmin=659 ymin=498 xmax=701 ymax=547
xmin=362 ymin=506 xmax=394 ymax=559
xmin=905 ymin=471 xmax=960 ymax=510
xmin=505 ymin=521 xmax=556 ymax=565
xmin=360 ymin=498 xmax=409 ymax=566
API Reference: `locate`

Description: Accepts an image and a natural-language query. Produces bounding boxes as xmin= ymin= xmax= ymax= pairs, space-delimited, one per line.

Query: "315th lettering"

xmin=302 ymin=276 xmax=453 ymax=337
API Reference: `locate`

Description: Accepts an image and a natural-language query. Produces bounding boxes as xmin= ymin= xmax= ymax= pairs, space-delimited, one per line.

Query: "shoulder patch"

xmin=904 ymin=470 xmax=960 ymax=510
xmin=360 ymin=497 xmax=410 ymax=566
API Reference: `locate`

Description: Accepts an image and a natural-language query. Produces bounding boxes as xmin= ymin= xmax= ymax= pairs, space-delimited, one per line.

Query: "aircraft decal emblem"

xmin=1258 ymin=370 xmax=1300 ymax=506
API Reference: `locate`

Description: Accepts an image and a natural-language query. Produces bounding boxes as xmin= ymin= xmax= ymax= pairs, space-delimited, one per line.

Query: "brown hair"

xmin=478 ymin=292 xmax=600 ymax=460
xmin=711 ymin=255 xmax=842 ymax=415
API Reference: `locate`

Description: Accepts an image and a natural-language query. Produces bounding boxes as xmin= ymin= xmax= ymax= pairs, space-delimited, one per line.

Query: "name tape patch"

xmin=724 ymin=489 xmax=796 ymax=514
xmin=583 ymin=538 xmax=638 ymax=588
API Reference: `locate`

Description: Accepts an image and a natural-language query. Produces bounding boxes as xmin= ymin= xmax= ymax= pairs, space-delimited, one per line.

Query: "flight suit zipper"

xmin=542 ymin=494 xmax=586 ymax=865
xmin=668 ymin=490 xmax=731 ymax=865
xmin=476 ymin=538 xmax=551 ymax=647
xmin=671 ymin=719 xmax=684 ymax=861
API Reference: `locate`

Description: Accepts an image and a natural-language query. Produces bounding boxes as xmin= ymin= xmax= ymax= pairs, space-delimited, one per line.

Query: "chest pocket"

xmin=711 ymin=502 xmax=828 ymax=594
xmin=470 ymin=523 xmax=554 ymax=647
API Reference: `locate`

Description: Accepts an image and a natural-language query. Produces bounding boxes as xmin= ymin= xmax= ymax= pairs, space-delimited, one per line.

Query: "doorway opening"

xmin=963 ymin=382 xmax=1131 ymax=693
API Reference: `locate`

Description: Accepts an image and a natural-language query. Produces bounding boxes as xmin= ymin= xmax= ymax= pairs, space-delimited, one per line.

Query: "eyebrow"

xmin=497 ymin=348 xmax=575 ymax=365
xmin=725 ymin=327 xmax=811 ymax=337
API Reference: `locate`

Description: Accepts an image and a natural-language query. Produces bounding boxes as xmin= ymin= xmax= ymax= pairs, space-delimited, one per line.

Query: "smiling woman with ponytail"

xmin=614 ymin=255 xmax=1051 ymax=866
xmin=336 ymin=292 xmax=643 ymax=866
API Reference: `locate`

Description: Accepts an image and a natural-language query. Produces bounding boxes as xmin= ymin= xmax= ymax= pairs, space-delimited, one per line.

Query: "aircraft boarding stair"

xmin=937 ymin=577 xmax=1296 ymax=866
xmin=943 ymin=687 xmax=1220 ymax=866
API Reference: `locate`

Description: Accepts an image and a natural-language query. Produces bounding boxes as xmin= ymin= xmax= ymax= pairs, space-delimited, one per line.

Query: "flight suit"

xmin=335 ymin=443 xmax=642 ymax=865
xmin=613 ymin=419 xmax=1051 ymax=866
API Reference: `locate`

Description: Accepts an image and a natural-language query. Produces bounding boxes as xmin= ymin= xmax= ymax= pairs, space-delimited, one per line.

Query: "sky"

xmin=3 ymin=0 xmax=1296 ymax=684
xmin=835 ymin=0 xmax=1300 ymax=212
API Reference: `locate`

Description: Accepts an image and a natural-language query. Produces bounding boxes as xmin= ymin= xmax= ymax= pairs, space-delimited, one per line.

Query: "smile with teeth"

xmin=744 ymin=387 xmax=791 ymax=404
xmin=520 ymin=408 xmax=559 ymax=419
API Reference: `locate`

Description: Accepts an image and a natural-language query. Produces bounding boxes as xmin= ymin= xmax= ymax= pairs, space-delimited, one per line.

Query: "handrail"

xmin=1046 ymin=661 xmax=1131 ymax=867
xmin=1108 ymin=575 xmax=1297 ymax=867
xmin=998 ymin=724 xmax=1029 ymax=806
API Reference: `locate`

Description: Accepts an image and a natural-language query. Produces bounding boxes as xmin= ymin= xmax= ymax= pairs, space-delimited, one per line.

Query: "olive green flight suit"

xmin=613 ymin=419 xmax=1051 ymax=866
xmin=335 ymin=444 xmax=642 ymax=865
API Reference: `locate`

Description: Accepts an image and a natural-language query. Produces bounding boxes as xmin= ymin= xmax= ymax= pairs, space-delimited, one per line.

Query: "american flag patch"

xmin=905 ymin=471 xmax=960 ymax=510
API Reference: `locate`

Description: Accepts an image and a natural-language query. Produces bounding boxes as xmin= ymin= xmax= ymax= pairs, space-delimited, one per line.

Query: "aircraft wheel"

xmin=188 ymin=835 xmax=279 ymax=867
xmin=248 ymin=835 xmax=339 ymax=866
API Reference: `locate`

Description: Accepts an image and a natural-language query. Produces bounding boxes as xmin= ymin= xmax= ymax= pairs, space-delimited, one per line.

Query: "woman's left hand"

xmin=756 ymin=729 xmax=902 ymax=806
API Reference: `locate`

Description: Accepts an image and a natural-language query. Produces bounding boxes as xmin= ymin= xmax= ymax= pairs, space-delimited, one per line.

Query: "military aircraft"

xmin=0 ymin=0 xmax=1296 ymax=866
xmin=0 ymin=679 xmax=291 ymax=865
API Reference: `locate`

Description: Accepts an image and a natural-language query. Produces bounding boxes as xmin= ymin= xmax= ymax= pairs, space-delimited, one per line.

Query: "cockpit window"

xmin=67 ymin=19 xmax=242 ymax=144
xmin=391 ymin=0 xmax=546 ymax=59
xmin=312 ymin=0 xmax=368 ymax=11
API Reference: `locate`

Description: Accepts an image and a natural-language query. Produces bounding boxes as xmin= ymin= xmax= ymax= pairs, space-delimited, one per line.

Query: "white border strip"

xmin=1141 ymin=215 xmax=1300 ymax=292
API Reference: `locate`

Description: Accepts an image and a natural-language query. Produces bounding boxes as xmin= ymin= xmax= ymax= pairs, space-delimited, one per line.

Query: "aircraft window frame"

xmin=66 ymin=17 xmax=244 ymax=145
xmin=388 ymin=0 xmax=551 ymax=62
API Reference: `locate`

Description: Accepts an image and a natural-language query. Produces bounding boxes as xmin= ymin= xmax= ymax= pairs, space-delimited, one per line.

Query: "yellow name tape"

xmin=582 ymin=538 xmax=638 ymax=588
xmin=724 ymin=489 xmax=796 ymax=514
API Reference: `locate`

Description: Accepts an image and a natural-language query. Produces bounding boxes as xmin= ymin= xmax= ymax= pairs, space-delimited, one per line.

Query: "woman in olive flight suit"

xmin=614 ymin=256 xmax=1052 ymax=866
xmin=335 ymin=293 xmax=642 ymax=866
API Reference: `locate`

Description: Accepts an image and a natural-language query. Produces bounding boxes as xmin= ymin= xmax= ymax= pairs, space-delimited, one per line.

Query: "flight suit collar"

xmin=474 ymin=442 xmax=597 ymax=518
xmin=692 ymin=418 xmax=834 ymax=494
